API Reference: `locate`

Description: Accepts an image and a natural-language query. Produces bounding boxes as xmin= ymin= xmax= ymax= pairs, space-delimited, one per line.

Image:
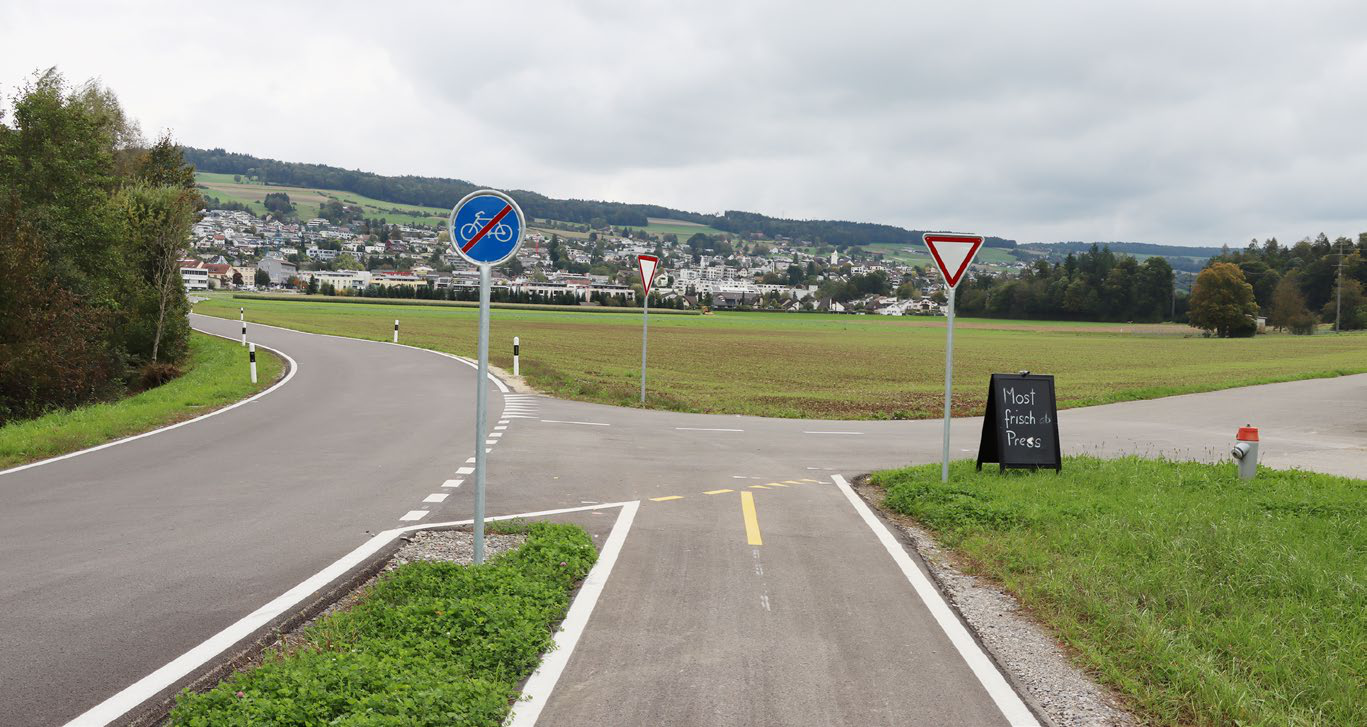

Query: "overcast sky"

xmin=3 ymin=1 xmax=1365 ymax=245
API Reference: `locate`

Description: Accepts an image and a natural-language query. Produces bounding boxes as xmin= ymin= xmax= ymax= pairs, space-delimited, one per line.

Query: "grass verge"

xmin=869 ymin=457 xmax=1366 ymax=726
xmin=169 ymin=523 xmax=597 ymax=726
xmin=0 ymin=331 xmax=283 ymax=470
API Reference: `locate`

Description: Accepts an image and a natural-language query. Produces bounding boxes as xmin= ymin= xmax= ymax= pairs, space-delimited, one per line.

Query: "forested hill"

xmin=182 ymin=147 xmax=1016 ymax=248
xmin=1020 ymin=241 xmax=1226 ymax=258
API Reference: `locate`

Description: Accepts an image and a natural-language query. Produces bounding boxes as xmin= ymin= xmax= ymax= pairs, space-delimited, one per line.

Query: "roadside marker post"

xmin=922 ymin=233 xmax=985 ymax=482
xmin=248 ymin=342 xmax=257 ymax=384
xmin=393 ymin=319 xmax=399 ymax=343
xmin=513 ymin=336 xmax=520 ymax=377
xmin=449 ymin=189 xmax=525 ymax=564
xmin=637 ymin=254 xmax=660 ymax=404
xmin=240 ymin=319 xmax=246 ymax=346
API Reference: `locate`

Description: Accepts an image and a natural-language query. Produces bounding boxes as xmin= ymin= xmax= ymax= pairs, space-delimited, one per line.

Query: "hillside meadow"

xmin=197 ymin=295 xmax=1367 ymax=419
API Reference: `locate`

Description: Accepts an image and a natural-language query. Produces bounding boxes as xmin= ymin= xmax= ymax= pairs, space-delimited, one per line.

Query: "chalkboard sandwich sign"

xmin=976 ymin=372 xmax=1062 ymax=472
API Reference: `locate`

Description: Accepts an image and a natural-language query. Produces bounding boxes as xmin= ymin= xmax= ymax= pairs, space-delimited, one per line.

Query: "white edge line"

xmin=64 ymin=500 xmax=636 ymax=727
xmin=831 ymin=474 xmax=1040 ymax=727
xmin=0 ymin=328 xmax=298 ymax=478
xmin=539 ymin=420 xmax=611 ymax=427
xmin=506 ymin=500 xmax=640 ymax=727
xmin=674 ymin=427 xmax=743 ymax=432
xmin=203 ymin=313 xmax=510 ymax=394
xmin=803 ymin=431 xmax=864 ymax=435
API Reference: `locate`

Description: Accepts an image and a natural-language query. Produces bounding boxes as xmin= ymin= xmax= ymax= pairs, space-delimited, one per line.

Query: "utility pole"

xmin=1336 ymin=236 xmax=1344 ymax=333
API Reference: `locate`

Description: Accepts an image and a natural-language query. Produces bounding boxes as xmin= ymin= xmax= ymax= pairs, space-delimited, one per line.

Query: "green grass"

xmin=0 ymin=332 xmax=284 ymax=469
xmin=194 ymin=173 xmax=449 ymax=227
xmin=193 ymin=296 xmax=1367 ymax=419
xmin=622 ymin=217 xmax=727 ymax=238
xmin=170 ymin=523 xmax=597 ymax=726
xmin=870 ymin=457 xmax=1366 ymax=726
xmin=233 ymin=292 xmax=699 ymax=315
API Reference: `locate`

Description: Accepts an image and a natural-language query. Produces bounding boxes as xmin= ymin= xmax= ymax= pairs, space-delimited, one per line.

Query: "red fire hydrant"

xmin=1232 ymin=425 xmax=1259 ymax=479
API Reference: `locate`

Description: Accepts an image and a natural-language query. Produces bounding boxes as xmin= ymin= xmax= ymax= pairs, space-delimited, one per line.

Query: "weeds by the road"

xmin=871 ymin=457 xmax=1366 ymax=726
xmin=0 ymin=332 xmax=283 ymax=470
xmin=170 ymin=523 xmax=597 ymax=726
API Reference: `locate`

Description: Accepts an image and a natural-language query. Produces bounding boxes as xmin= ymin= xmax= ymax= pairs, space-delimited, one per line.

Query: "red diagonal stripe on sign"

xmin=461 ymin=203 xmax=513 ymax=253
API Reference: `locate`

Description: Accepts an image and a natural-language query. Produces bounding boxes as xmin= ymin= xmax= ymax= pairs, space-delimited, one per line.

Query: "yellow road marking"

xmin=741 ymin=491 xmax=763 ymax=546
xmin=704 ymin=489 xmax=734 ymax=495
xmin=766 ymin=482 xmax=788 ymax=487
xmin=750 ymin=484 xmax=771 ymax=489
xmin=650 ymin=496 xmax=683 ymax=502
xmin=800 ymin=479 xmax=820 ymax=483
xmin=783 ymin=480 xmax=803 ymax=484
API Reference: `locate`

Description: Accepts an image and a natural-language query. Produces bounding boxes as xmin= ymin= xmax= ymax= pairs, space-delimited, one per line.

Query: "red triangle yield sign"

xmin=637 ymin=254 xmax=659 ymax=296
xmin=922 ymin=234 xmax=984 ymax=288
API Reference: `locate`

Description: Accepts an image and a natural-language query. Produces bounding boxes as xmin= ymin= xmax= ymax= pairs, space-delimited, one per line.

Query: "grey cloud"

xmin=3 ymin=0 xmax=1365 ymax=244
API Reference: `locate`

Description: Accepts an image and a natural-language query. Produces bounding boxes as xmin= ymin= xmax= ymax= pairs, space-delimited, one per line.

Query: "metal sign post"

xmin=448 ymin=190 xmax=525 ymax=564
xmin=922 ymin=233 xmax=985 ymax=483
xmin=637 ymin=255 xmax=659 ymax=405
xmin=941 ymin=286 xmax=955 ymax=482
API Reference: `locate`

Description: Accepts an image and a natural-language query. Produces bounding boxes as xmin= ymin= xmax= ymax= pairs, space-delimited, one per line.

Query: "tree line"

xmin=1 ymin=71 xmax=200 ymax=424
xmin=955 ymin=245 xmax=1176 ymax=322
xmin=1199 ymin=234 xmax=1367 ymax=334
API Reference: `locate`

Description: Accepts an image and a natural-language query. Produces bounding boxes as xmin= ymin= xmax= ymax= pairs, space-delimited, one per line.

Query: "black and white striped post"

xmin=393 ymin=319 xmax=399 ymax=343
xmin=241 ymin=319 xmax=247 ymax=346
xmin=248 ymin=342 xmax=258 ymax=384
xmin=513 ymin=336 xmax=520 ymax=377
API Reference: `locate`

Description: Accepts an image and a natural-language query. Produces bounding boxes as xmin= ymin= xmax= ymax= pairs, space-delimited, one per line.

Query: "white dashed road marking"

xmin=423 ymin=493 xmax=448 ymax=503
xmin=399 ymin=510 xmax=428 ymax=521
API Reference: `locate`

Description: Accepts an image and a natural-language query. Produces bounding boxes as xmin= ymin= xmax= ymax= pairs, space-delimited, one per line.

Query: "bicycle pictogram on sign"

xmin=447 ymin=189 xmax=525 ymax=267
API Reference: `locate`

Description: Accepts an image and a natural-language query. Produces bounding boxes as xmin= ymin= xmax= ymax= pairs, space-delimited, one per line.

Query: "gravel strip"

xmin=857 ymin=482 xmax=1137 ymax=727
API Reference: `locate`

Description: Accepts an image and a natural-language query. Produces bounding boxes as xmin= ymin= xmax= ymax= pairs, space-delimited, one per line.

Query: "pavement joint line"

xmin=832 ymin=474 xmax=1040 ymax=726
xmin=540 ymin=419 xmax=612 ymax=426
xmin=703 ymin=488 xmax=734 ymax=495
xmin=399 ymin=510 xmax=428 ymax=521
xmin=675 ymin=427 xmax=744 ymax=432
xmin=0 ymin=325 xmax=300 ymax=479
xmin=649 ymin=495 xmax=683 ymax=502
xmin=442 ymin=479 xmax=463 ymax=488
xmin=67 ymin=501 xmax=637 ymax=727
xmin=740 ymin=491 xmax=763 ymax=546
xmin=507 ymin=501 xmax=639 ymax=727
xmin=423 ymin=493 xmax=448 ymax=503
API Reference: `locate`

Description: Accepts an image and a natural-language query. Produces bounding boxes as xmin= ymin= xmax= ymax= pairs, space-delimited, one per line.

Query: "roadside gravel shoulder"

xmin=854 ymin=477 xmax=1137 ymax=727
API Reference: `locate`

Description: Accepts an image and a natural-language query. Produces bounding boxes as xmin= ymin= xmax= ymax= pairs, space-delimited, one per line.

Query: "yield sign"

xmin=922 ymin=233 xmax=984 ymax=288
xmin=638 ymin=255 xmax=660 ymax=296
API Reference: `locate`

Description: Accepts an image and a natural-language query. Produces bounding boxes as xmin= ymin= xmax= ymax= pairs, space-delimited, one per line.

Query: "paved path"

xmin=3 ymin=314 xmax=1363 ymax=725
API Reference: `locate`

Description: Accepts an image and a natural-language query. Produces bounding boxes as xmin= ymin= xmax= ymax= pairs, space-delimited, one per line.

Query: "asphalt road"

xmin=3 ymin=313 xmax=1363 ymax=725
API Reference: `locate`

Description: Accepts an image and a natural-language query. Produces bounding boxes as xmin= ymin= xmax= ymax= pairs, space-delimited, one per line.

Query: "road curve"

xmin=6 ymin=309 xmax=1364 ymax=725
xmin=0 ymin=314 xmax=503 ymax=726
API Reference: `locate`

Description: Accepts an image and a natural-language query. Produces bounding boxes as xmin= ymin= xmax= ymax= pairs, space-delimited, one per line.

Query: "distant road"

xmin=3 ymin=312 xmax=1362 ymax=725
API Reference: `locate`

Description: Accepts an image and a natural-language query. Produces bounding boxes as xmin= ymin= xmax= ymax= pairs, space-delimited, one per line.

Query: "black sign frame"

xmin=976 ymin=373 xmax=1062 ymax=473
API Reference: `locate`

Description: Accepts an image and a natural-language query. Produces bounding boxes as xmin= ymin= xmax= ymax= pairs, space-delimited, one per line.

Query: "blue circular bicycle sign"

xmin=447 ymin=189 xmax=525 ymax=266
